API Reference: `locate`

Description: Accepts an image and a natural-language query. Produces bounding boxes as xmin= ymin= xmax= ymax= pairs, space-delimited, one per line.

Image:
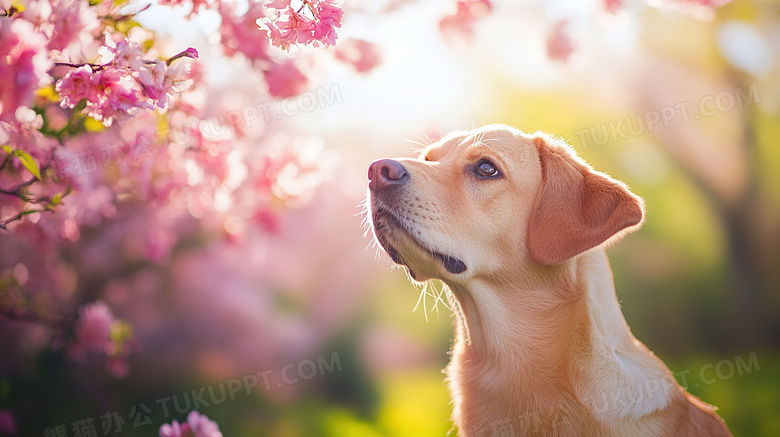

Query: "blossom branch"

xmin=0 ymin=170 xmax=63 ymax=231
xmin=53 ymin=62 xmax=106 ymax=72
xmin=0 ymin=175 xmax=38 ymax=198
xmin=0 ymin=154 xmax=11 ymax=172
xmin=0 ymin=208 xmax=51 ymax=230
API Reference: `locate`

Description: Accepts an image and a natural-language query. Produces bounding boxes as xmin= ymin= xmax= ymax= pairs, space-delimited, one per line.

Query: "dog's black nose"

xmin=368 ymin=159 xmax=409 ymax=191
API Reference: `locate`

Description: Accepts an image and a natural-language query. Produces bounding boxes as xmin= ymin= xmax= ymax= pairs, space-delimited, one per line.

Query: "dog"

xmin=366 ymin=124 xmax=732 ymax=436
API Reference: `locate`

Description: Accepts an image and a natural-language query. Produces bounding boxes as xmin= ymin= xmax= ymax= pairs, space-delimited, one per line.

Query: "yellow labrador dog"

xmin=366 ymin=125 xmax=731 ymax=436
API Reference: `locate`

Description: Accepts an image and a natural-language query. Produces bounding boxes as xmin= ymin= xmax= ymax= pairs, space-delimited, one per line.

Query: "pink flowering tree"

xmin=0 ymin=0 xmax=363 ymax=432
xmin=0 ymin=0 xmax=739 ymax=435
xmin=1 ymin=0 xmax=354 ymax=360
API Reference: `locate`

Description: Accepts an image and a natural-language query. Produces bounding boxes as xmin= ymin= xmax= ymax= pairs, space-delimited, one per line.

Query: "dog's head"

xmin=367 ymin=124 xmax=644 ymax=283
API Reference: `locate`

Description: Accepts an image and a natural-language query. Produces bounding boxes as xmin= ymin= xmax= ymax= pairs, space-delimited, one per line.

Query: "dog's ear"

xmin=527 ymin=137 xmax=644 ymax=266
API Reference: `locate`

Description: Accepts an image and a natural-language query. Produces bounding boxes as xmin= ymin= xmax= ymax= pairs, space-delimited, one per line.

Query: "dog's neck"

xmin=445 ymin=248 xmax=679 ymax=434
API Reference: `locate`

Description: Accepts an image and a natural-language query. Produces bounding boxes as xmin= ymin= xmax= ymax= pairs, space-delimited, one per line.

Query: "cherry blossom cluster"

xmin=258 ymin=0 xmax=344 ymax=51
xmin=56 ymin=39 xmax=198 ymax=127
xmin=160 ymin=0 xmax=377 ymax=97
xmin=2 ymin=7 xmax=342 ymax=419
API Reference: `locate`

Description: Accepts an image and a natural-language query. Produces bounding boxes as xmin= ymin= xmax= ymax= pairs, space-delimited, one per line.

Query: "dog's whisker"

xmin=418 ymin=130 xmax=434 ymax=147
xmin=403 ymin=138 xmax=429 ymax=153
xmin=431 ymin=280 xmax=452 ymax=312
xmin=413 ymin=282 xmax=424 ymax=312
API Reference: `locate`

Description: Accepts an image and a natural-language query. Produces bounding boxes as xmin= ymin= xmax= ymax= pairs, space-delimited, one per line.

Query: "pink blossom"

xmin=101 ymin=34 xmax=145 ymax=71
xmin=159 ymin=419 xmax=188 ymax=437
xmin=187 ymin=411 xmax=222 ymax=437
xmin=312 ymin=20 xmax=338 ymax=47
xmin=48 ymin=0 xmax=99 ymax=51
xmin=0 ymin=18 xmax=52 ymax=122
xmin=263 ymin=60 xmax=307 ymax=98
xmin=1 ymin=108 xmax=54 ymax=164
xmin=139 ymin=62 xmax=167 ymax=106
xmin=140 ymin=61 xmax=194 ymax=110
xmin=87 ymin=67 xmax=151 ymax=126
xmin=139 ymin=49 xmax=197 ymax=109
xmin=277 ymin=7 xmax=314 ymax=45
xmin=312 ymin=0 xmax=344 ymax=46
xmin=439 ymin=0 xmax=492 ymax=40
xmin=258 ymin=19 xmax=291 ymax=52
xmin=56 ymin=65 xmax=96 ymax=108
xmin=546 ymin=20 xmax=574 ymax=62
xmin=317 ymin=0 xmax=344 ymax=26
xmin=159 ymin=412 xmax=221 ymax=437
xmin=70 ymin=301 xmax=114 ymax=358
xmin=334 ymin=39 xmax=381 ymax=73
xmin=259 ymin=1 xmax=343 ymax=49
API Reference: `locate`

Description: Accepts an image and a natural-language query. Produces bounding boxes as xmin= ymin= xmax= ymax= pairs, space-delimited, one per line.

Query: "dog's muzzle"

xmin=367 ymin=159 xmax=467 ymax=275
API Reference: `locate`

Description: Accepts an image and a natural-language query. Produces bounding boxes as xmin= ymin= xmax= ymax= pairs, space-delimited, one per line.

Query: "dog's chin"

xmin=371 ymin=207 xmax=467 ymax=279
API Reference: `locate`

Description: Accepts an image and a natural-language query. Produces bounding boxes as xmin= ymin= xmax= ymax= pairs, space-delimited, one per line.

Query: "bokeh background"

xmin=1 ymin=0 xmax=779 ymax=436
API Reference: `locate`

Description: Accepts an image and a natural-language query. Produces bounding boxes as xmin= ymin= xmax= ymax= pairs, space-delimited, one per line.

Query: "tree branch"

xmin=0 ymin=209 xmax=51 ymax=231
xmin=0 ymin=175 xmax=38 ymax=197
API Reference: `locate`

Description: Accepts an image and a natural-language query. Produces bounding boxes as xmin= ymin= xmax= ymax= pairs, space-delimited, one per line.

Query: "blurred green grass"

xmin=670 ymin=352 xmax=780 ymax=437
xmin=246 ymin=352 xmax=778 ymax=437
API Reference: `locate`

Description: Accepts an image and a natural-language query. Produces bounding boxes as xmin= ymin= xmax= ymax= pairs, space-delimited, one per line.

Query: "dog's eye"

xmin=475 ymin=160 xmax=500 ymax=178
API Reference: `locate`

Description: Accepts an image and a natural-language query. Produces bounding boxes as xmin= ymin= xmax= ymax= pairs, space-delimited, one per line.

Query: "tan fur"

xmin=367 ymin=124 xmax=732 ymax=437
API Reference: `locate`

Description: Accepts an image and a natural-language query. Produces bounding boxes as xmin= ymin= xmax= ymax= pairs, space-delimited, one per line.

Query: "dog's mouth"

xmin=371 ymin=206 xmax=466 ymax=276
